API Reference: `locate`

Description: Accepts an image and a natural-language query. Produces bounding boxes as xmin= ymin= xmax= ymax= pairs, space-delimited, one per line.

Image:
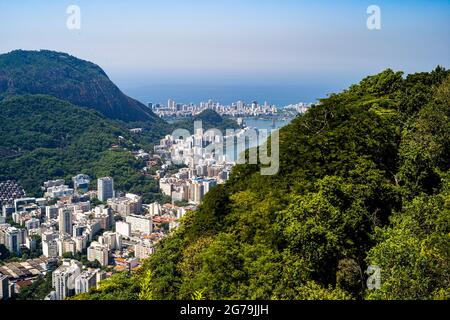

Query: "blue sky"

xmin=0 ymin=0 xmax=449 ymax=103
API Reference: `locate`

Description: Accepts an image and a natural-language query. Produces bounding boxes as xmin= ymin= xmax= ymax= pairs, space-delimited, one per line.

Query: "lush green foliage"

xmin=0 ymin=95 xmax=161 ymax=200
xmin=70 ymin=272 xmax=142 ymax=300
xmin=15 ymin=273 xmax=54 ymax=300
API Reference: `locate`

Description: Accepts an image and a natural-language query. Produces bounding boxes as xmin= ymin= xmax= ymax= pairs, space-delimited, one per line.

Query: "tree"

xmin=0 ymin=244 xmax=10 ymax=261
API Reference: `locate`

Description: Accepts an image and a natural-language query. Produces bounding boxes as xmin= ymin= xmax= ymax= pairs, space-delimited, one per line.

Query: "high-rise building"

xmin=190 ymin=180 xmax=204 ymax=204
xmin=43 ymin=239 xmax=59 ymax=258
xmin=87 ymin=242 xmax=109 ymax=267
xmin=45 ymin=205 xmax=60 ymax=220
xmin=75 ymin=270 xmax=97 ymax=295
xmin=97 ymin=177 xmax=115 ymax=202
xmin=96 ymin=270 xmax=107 ymax=288
xmin=125 ymin=214 xmax=153 ymax=235
xmin=203 ymin=179 xmax=217 ymax=194
xmin=0 ymin=275 xmax=9 ymax=300
xmin=58 ymin=208 xmax=73 ymax=235
xmin=5 ymin=227 xmax=21 ymax=254
xmin=42 ymin=230 xmax=59 ymax=258
xmin=99 ymin=231 xmax=122 ymax=251
xmin=72 ymin=224 xmax=87 ymax=237
xmin=25 ymin=218 xmax=40 ymax=230
xmin=107 ymin=193 xmax=142 ymax=217
xmin=52 ymin=259 xmax=82 ymax=300
xmin=57 ymin=236 xmax=77 ymax=257
xmin=115 ymin=221 xmax=131 ymax=238
xmin=168 ymin=98 xmax=176 ymax=111
xmin=148 ymin=202 xmax=162 ymax=216
xmin=94 ymin=205 xmax=113 ymax=229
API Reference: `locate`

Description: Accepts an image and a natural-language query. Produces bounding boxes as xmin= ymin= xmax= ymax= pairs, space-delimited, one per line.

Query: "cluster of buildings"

xmin=151 ymin=98 xmax=312 ymax=120
xmin=0 ymin=170 xmax=185 ymax=300
xmin=151 ymin=99 xmax=279 ymax=118
xmin=0 ymin=257 xmax=56 ymax=300
xmin=154 ymin=129 xmax=233 ymax=204
xmin=47 ymin=259 xmax=107 ymax=300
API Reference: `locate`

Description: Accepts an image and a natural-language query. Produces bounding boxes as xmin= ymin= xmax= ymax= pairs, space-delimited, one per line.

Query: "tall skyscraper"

xmin=168 ymin=98 xmax=176 ymax=111
xmin=52 ymin=259 xmax=82 ymax=300
xmin=97 ymin=177 xmax=115 ymax=202
xmin=58 ymin=208 xmax=73 ymax=236
xmin=87 ymin=242 xmax=109 ymax=267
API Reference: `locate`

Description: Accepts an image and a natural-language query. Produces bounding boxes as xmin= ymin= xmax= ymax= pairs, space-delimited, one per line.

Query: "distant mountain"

xmin=0 ymin=50 xmax=162 ymax=122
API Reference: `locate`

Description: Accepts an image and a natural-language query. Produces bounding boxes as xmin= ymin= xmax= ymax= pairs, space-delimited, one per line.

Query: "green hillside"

xmin=0 ymin=50 xmax=164 ymax=123
xmin=0 ymin=95 xmax=161 ymax=202
xmin=76 ymin=67 xmax=450 ymax=300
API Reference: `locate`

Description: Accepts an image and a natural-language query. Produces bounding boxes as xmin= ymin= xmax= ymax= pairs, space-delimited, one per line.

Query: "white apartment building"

xmin=148 ymin=202 xmax=162 ymax=216
xmin=57 ymin=236 xmax=76 ymax=257
xmin=159 ymin=178 xmax=173 ymax=196
xmin=126 ymin=214 xmax=153 ymax=235
xmin=52 ymin=259 xmax=82 ymax=300
xmin=43 ymin=239 xmax=59 ymax=258
xmin=99 ymin=231 xmax=122 ymax=251
xmin=97 ymin=177 xmax=115 ymax=202
xmin=58 ymin=208 xmax=73 ymax=236
xmin=107 ymin=193 xmax=142 ymax=217
xmin=75 ymin=270 xmax=97 ymax=295
xmin=5 ymin=227 xmax=20 ymax=253
xmin=45 ymin=185 xmax=74 ymax=199
xmin=87 ymin=242 xmax=109 ymax=267
xmin=115 ymin=221 xmax=131 ymax=238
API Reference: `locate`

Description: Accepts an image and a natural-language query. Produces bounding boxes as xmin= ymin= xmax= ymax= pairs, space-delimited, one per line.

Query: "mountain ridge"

xmin=0 ymin=50 xmax=163 ymax=123
xmin=0 ymin=93 xmax=163 ymax=201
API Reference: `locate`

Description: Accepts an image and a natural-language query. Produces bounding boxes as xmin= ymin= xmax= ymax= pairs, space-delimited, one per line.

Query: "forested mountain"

xmin=0 ymin=50 xmax=175 ymax=200
xmin=0 ymin=50 xmax=164 ymax=123
xmin=0 ymin=95 xmax=162 ymax=201
xmin=76 ymin=67 xmax=450 ymax=300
